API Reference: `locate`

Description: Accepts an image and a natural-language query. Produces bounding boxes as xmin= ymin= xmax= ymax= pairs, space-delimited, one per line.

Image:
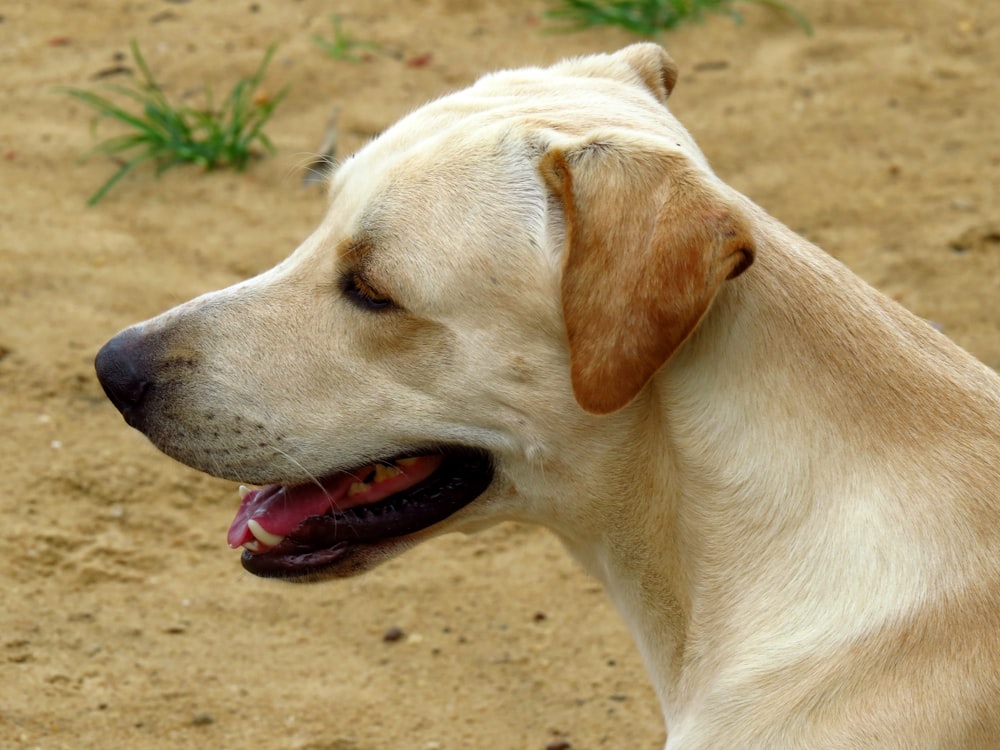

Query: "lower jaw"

xmin=240 ymin=540 xmax=358 ymax=580
xmin=241 ymin=535 xmax=419 ymax=582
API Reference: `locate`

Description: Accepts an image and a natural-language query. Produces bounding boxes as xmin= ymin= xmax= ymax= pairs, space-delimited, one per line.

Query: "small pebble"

xmin=383 ymin=626 xmax=404 ymax=642
xmin=406 ymin=52 xmax=434 ymax=68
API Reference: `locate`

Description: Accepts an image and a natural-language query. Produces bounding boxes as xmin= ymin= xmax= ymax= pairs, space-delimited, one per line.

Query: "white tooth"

xmin=242 ymin=540 xmax=261 ymax=553
xmin=239 ymin=485 xmax=251 ymax=500
xmin=374 ymin=464 xmax=402 ymax=482
xmin=348 ymin=481 xmax=370 ymax=496
xmin=247 ymin=519 xmax=284 ymax=547
xmin=397 ymin=457 xmax=419 ymax=467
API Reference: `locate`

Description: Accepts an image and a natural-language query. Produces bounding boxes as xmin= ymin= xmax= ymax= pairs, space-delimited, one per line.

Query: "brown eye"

xmin=343 ymin=271 xmax=394 ymax=311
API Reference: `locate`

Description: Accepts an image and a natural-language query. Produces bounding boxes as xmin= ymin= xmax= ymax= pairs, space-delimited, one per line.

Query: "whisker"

xmin=268 ymin=447 xmax=369 ymax=531
xmin=270 ymin=446 xmax=329 ymax=496
xmin=300 ymin=105 xmax=341 ymax=186
xmin=284 ymin=151 xmax=338 ymax=186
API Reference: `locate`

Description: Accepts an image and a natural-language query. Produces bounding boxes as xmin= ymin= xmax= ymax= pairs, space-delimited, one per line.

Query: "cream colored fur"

xmin=116 ymin=45 xmax=1000 ymax=748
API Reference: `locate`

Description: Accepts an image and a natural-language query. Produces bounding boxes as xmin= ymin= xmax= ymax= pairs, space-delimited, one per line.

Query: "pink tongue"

xmin=227 ymin=456 xmax=443 ymax=549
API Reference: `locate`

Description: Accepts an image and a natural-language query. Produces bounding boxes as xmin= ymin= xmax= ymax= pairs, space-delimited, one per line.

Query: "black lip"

xmin=240 ymin=448 xmax=494 ymax=579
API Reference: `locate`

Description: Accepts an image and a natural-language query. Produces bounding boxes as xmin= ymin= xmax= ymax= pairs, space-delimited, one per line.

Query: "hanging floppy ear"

xmin=541 ymin=138 xmax=755 ymax=415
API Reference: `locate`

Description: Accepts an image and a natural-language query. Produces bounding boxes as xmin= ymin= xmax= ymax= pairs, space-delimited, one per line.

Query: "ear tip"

xmin=571 ymin=368 xmax=641 ymax=415
xmin=573 ymin=389 xmax=625 ymax=416
xmin=616 ymin=43 xmax=679 ymax=100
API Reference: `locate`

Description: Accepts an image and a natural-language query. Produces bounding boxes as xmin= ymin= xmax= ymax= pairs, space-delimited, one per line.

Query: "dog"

xmin=95 ymin=44 xmax=1000 ymax=748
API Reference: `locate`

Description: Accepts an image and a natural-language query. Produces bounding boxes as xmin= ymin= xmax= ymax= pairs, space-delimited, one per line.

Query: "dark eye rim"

xmin=342 ymin=271 xmax=396 ymax=311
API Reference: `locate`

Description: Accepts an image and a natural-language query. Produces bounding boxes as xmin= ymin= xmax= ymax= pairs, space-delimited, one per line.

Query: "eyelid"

xmin=352 ymin=272 xmax=380 ymax=299
xmin=344 ymin=268 xmax=395 ymax=311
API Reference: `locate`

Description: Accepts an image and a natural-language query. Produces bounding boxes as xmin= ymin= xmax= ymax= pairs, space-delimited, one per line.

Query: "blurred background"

xmin=1 ymin=1 xmax=996 ymax=747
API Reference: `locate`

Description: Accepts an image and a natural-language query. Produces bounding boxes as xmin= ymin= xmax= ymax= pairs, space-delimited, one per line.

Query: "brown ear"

xmin=541 ymin=141 xmax=754 ymax=415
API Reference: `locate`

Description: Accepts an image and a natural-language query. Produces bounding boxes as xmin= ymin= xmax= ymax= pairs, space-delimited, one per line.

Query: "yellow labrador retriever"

xmin=96 ymin=44 xmax=1000 ymax=748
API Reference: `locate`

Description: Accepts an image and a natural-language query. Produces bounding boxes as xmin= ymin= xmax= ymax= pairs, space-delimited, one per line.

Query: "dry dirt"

xmin=1 ymin=1 xmax=998 ymax=748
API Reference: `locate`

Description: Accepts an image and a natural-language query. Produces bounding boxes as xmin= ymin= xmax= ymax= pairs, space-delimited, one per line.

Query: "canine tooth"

xmin=238 ymin=484 xmax=251 ymax=500
xmin=397 ymin=457 xmax=419 ymax=467
xmin=247 ymin=519 xmax=285 ymax=547
xmin=348 ymin=481 xmax=370 ymax=496
xmin=374 ymin=464 xmax=402 ymax=482
xmin=242 ymin=540 xmax=261 ymax=553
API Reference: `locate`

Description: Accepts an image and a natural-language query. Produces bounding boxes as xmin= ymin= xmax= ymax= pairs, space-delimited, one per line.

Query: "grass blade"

xmin=546 ymin=0 xmax=810 ymax=35
xmin=61 ymin=40 xmax=287 ymax=204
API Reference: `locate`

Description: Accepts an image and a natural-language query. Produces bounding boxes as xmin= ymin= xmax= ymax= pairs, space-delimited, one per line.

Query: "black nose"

xmin=95 ymin=327 xmax=156 ymax=430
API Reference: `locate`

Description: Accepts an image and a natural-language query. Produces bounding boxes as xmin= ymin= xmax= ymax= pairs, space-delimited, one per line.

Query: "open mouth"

xmin=227 ymin=447 xmax=494 ymax=579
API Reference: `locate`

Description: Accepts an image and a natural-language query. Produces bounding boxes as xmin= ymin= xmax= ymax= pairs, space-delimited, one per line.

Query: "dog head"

xmin=96 ymin=43 xmax=753 ymax=580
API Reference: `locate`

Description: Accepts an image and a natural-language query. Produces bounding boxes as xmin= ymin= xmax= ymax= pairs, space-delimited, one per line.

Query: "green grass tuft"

xmin=312 ymin=14 xmax=382 ymax=62
xmin=60 ymin=41 xmax=288 ymax=205
xmin=547 ymin=0 xmax=812 ymax=35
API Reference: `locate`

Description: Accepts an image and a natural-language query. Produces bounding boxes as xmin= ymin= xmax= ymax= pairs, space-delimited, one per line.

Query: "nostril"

xmin=97 ymin=360 xmax=149 ymax=409
xmin=95 ymin=329 xmax=156 ymax=426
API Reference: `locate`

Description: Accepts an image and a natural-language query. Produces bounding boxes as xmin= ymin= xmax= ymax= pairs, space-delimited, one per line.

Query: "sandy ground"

xmin=1 ymin=0 xmax=997 ymax=748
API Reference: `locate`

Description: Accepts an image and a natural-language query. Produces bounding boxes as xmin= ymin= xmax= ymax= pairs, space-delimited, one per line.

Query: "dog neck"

xmin=557 ymin=205 xmax=1000 ymax=744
